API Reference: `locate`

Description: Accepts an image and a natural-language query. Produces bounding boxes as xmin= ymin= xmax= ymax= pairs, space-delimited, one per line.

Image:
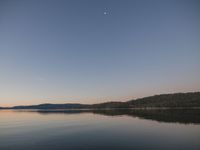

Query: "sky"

xmin=0 ymin=0 xmax=200 ymax=106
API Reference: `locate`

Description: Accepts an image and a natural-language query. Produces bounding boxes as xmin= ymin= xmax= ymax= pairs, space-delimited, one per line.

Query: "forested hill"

xmin=0 ymin=92 xmax=200 ymax=109
xmin=88 ymin=92 xmax=200 ymax=109
xmin=127 ymin=92 xmax=200 ymax=108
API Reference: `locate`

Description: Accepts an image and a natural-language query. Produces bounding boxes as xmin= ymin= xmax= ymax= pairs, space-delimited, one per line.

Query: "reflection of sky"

xmin=0 ymin=0 xmax=200 ymax=106
xmin=0 ymin=110 xmax=200 ymax=149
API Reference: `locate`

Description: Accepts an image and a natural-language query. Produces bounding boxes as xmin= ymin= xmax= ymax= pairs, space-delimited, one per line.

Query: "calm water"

xmin=0 ymin=109 xmax=200 ymax=150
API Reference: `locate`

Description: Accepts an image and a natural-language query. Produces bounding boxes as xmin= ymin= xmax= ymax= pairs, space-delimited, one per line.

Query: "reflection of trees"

xmin=31 ymin=109 xmax=200 ymax=124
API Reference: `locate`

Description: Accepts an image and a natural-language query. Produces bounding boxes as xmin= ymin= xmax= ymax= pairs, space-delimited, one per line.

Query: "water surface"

xmin=0 ymin=109 xmax=200 ymax=150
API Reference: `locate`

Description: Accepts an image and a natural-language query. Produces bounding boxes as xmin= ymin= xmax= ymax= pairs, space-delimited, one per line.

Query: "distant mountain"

xmin=12 ymin=103 xmax=90 ymax=109
xmin=1 ymin=92 xmax=200 ymax=109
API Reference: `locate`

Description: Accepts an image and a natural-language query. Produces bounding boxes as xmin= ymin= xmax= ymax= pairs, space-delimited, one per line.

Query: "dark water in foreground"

xmin=0 ymin=109 xmax=200 ymax=150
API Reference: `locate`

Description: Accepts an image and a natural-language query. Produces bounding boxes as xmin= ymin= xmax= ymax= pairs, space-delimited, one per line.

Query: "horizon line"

xmin=1 ymin=91 xmax=199 ymax=108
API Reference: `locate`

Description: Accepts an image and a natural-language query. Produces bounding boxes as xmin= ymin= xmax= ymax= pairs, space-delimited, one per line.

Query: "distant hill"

xmin=1 ymin=92 xmax=200 ymax=109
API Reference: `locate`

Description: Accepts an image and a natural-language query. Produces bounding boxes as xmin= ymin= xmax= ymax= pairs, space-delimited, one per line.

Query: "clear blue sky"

xmin=0 ymin=0 xmax=200 ymax=106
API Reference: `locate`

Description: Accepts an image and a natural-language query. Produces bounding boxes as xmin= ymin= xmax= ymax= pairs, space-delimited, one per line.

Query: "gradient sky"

xmin=0 ymin=0 xmax=200 ymax=106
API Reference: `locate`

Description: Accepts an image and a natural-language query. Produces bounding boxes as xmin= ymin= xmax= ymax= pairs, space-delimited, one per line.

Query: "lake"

xmin=0 ymin=109 xmax=200 ymax=150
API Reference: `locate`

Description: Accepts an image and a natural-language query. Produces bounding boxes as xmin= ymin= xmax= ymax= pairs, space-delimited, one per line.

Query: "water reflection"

xmin=14 ymin=108 xmax=200 ymax=124
xmin=1 ymin=109 xmax=200 ymax=150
